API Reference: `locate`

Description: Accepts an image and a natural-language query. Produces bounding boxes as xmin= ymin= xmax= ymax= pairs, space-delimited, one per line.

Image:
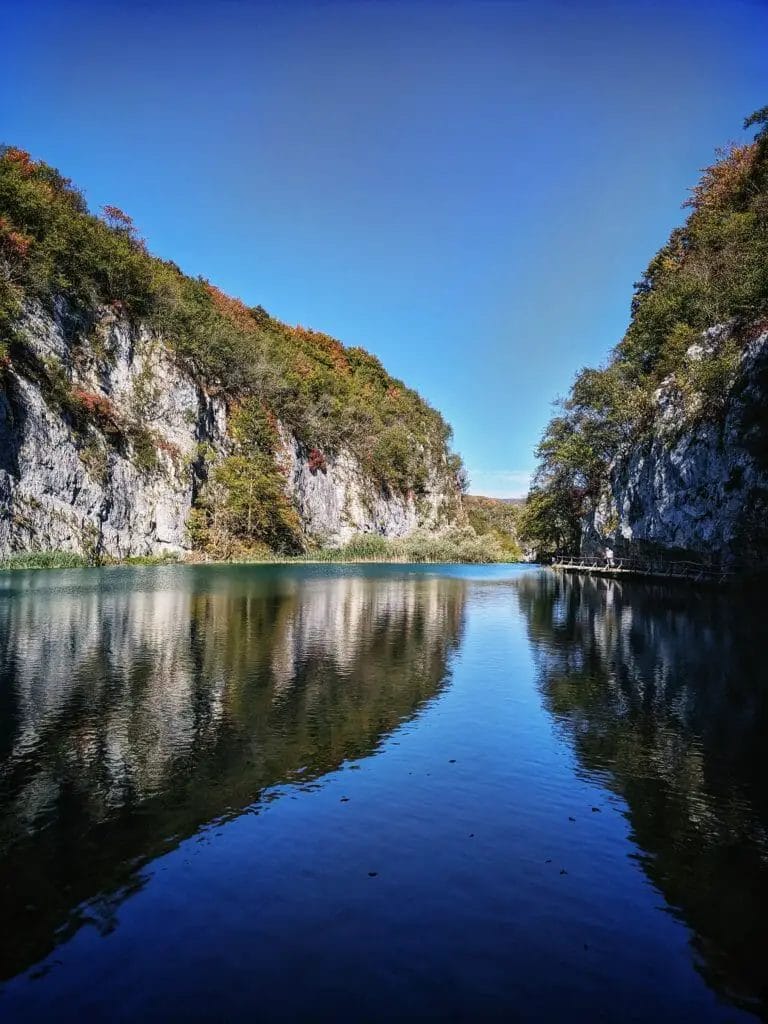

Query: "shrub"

xmin=189 ymin=399 xmax=303 ymax=556
xmin=71 ymin=387 xmax=118 ymax=424
xmin=130 ymin=425 xmax=160 ymax=474
xmin=308 ymin=447 xmax=327 ymax=474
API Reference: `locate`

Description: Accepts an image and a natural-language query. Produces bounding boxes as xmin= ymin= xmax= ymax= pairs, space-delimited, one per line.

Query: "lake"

xmin=0 ymin=563 xmax=766 ymax=1021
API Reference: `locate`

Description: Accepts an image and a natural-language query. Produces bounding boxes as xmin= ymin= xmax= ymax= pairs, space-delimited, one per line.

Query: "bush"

xmin=308 ymin=447 xmax=327 ymax=474
xmin=189 ymin=399 xmax=303 ymax=556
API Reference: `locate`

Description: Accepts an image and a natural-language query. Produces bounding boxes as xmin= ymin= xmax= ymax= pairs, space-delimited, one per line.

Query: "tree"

xmin=101 ymin=205 xmax=136 ymax=237
xmin=744 ymin=105 xmax=768 ymax=139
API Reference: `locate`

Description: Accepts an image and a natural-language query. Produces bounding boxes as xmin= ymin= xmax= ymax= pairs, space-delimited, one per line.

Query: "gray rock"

xmin=581 ymin=325 xmax=768 ymax=566
xmin=0 ymin=301 xmax=460 ymax=557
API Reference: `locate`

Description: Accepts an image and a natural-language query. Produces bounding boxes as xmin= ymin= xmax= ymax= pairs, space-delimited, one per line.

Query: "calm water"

xmin=0 ymin=563 xmax=766 ymax=1022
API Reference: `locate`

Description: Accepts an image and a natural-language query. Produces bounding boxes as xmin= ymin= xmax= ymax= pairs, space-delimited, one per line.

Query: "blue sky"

xmin=2 ymin=0 xmax=766 ymax=495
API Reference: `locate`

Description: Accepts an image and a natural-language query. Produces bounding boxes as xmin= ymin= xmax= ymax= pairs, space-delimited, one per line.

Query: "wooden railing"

xmin=549 ymin=554 xmax=734 ymax=584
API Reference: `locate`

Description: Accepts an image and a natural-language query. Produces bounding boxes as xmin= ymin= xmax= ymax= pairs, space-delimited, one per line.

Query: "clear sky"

xmin=2 ymin=0 xmax=766 ymax=495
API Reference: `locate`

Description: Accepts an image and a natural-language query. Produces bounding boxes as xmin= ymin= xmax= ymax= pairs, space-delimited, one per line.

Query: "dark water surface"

xmin=0 ymin=563 xmax=766 ymax=1022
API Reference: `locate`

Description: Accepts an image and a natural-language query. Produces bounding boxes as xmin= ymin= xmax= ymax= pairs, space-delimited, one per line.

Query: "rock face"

xmin=0 ymin=301 xmax=460 ymax=558
xmin=582 ymin=325 xmax=768 ymax=566
xmin=279 ymin=426 xmax=451 ymax=545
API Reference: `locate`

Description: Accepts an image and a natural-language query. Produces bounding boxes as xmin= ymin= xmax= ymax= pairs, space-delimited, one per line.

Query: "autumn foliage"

xmin=0 ymin=215 xmax=32 ymax=260
xmin=102 ymin=205 xmax=134 ymax=232
xmin=2 ymin=147 xmax=35 ymax=176
xmin=684 ymin=143 xmax=757 ymax=214
xmin=71 ymin=388 xmax=119 ymax=425
xmin=205 ymin=283 xmax=257 ymax=333
xmin=308 ymin=447 xmax=327 ymax=474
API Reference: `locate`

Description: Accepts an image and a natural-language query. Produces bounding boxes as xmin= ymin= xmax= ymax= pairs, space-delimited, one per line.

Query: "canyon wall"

xmin=581 ymin=324 xmax=768 ymax=566
xmin=0 ymin=301 xmax=460 ymax=558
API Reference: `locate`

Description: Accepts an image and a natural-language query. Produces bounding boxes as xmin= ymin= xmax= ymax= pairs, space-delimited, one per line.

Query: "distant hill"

xmin=463 ymin=495 xmax=523 ymax=559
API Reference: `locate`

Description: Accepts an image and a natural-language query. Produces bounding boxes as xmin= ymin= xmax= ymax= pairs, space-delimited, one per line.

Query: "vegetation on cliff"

xmin=521 ymin=108 xmax=768 ymax=554
xmin=463 ymin=495 xmax=523 ymax=560
xmin=0 ymin=145 xmax=465 ymax=553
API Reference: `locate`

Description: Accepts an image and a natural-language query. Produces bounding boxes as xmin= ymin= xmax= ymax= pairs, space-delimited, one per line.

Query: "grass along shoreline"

xmin=0 ymin=528 xmax=522 ymax=572
xmin=0 ymin=552 xmax=522 ymax=572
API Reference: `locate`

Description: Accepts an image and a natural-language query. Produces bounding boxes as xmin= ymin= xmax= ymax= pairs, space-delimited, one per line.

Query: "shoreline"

xmin=0 ymin=551 xmax=526 ymax=573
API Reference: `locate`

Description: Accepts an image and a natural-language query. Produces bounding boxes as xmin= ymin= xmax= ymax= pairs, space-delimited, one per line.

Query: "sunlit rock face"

xmin=581 ymin=325 xmax=768 ymax=565
xmin=0 ymin=301 xmax=459 ymax=557
xmin=279 ymin=426 xmax=455 ymax=545
xmin=0 ymin=301 xmax=227 ymax=558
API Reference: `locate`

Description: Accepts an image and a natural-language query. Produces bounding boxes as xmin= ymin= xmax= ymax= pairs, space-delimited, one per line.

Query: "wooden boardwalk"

xmin=550 ymin=554 xmax=734 ymax=585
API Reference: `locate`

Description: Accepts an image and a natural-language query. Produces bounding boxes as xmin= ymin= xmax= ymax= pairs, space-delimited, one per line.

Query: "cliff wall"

xmin=581 ymin=324 xmax=768 ymax=565
xmin=0 ymin=300 xmax=460 ymax=558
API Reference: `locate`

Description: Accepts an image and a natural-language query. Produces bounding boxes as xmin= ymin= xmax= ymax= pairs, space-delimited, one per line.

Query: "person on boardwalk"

xmin=605 ymin=546 xmax=614 ymax=568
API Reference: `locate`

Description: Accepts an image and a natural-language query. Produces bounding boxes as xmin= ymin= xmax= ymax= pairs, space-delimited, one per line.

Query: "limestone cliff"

xmin=581 ymin=323 xmax=768 ymax=566
xmin=0 ymin=300 xmax=461 ymax=559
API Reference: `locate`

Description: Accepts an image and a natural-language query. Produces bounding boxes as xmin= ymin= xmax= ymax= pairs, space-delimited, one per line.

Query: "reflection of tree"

xmin=0 ymin=568 xmax=466 ymax=980
xmin=516 ymin=572 xmax=768 ymax=1018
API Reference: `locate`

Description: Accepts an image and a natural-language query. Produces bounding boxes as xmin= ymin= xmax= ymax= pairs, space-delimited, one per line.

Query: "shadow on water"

xmin=516 ymin=571 xmax=768 ymax=1019
xmin=0 ymin=565 xmax=466 ymax=981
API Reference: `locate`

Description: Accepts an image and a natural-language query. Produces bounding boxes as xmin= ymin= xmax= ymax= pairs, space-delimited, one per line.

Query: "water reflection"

xmin=0 ymin=566 xmax=466 ymax=980
xmin=516 ymin=572 xmax=768 ymax=1017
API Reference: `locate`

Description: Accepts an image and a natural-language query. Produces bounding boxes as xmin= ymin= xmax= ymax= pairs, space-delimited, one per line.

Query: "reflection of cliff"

xmin=516 ymin=572 xmax=768 ymax=1019
xmin=0 ymin=567 xmax=466 ymax=980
